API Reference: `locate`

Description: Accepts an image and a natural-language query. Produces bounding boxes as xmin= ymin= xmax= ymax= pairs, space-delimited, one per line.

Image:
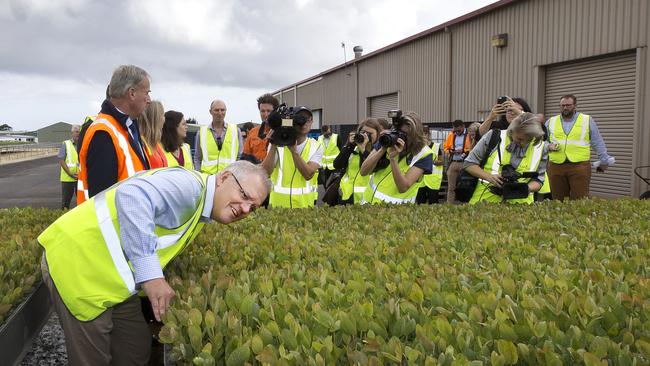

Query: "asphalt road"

xmin=0 ymin=156 xmax=72 ymax=209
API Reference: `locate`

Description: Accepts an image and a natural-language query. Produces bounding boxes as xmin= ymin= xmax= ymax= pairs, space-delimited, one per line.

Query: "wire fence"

xmin=0 ymin=143 xmax=60 ymax=165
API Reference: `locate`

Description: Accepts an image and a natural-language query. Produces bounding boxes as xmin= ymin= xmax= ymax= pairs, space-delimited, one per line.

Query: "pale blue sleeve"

xmin=588 ymin=116 xmax=612 ymax=164
xmin=115 ymin=169 xmax=203 ymax=284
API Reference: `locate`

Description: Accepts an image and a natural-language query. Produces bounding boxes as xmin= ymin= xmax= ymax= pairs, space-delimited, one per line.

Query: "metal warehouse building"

xmin=273 ymin=0 xmax=650 ymax=199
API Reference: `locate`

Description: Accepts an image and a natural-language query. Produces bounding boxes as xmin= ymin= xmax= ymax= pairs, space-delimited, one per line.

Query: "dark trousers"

xmin=417 ymin=187 xmax=440 ymax=204
xmin=61 ymin=181 xmax=77 ymax=209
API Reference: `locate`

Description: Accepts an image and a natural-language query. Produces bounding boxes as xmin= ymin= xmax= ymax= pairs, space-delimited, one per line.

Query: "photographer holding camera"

xmin=332 ymin=118 xmax=385 ymax=205
xmin=359 ymin=111 xmax=432 ymax=204
xmin=463 ymin=112 xmax=549 ymax=204
xmin=262 ymin=105 xmax=323 ymax=208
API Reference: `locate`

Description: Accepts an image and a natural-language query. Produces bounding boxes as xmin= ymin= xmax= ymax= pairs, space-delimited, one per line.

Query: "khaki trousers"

xmin=446 ymin=161 xmax=464 ymax=203
xmin=547 ymin=161 xmax=591 ymax=200
xmin=41 ymin=255 xmax=151 ymax=366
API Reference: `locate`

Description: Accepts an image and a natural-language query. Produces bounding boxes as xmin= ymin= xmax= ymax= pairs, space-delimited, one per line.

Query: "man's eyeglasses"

xmin=231 ymin=174 xmax=258 ymax=212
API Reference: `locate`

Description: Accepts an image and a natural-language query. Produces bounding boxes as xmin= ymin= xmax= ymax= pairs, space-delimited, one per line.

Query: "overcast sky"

xmin=1 ymin=0 xmax=496 ymax=131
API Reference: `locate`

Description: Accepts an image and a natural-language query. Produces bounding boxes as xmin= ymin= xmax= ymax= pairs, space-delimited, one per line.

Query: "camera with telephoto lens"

xmin=489 ymin=164 xmax=538 ymax=199
xmin=378 ymin=110 xmax=408 ymax=148
xmin=267 ymin=103 xmax=310 ymax=146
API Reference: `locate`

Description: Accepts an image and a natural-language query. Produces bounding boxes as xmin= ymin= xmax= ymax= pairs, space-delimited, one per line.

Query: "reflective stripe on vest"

xmin=318 ymin=134 xmax=340 ymax=170
xmin=60 ymin=140 xmax=79 ymax=182
xmin=362 ymin=146 xmax=432 ymax=204
xmin=39 ymin=168 xmax=208 ymax=321
xmin=77 ymin=114 xmax=146 ymax=205
xmin=200 ymin=124 xmax=238 ymax=174
xmin=269 ymin=139 xmax=319 ymax=208
xmin=548 ymin=113 xmax=591 ymax=163
xmin=340 ymin=147 xmax=368 ymax=203
xmin=470 ymin=130 xmax=544 ymax=204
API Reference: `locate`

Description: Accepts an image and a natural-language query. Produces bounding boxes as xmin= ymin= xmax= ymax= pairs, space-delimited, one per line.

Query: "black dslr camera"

xmin=353 ymin=131 xmax=368 ymax=144
xmin=378 ymin=110 xmax=408 ymax=148
xmin=489 ymin=164 xmax=538 ymax=200
xmin=267 ymin=103 xmax=310 ymax=146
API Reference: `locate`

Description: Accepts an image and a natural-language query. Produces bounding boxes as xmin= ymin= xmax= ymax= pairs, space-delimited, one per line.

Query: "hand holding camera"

xmin=387 ymin=138 xmax=405 ymax=160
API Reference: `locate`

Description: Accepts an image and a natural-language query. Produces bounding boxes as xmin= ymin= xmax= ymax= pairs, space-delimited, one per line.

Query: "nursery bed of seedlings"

xmin=160 ymin=199 xmax=650 ymax=365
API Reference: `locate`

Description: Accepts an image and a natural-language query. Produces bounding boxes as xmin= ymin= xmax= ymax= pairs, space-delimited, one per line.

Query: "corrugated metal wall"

xmin=357 ymin=34 xmax=451 ymax=122
xmin=296 ymin=79 xmax=324 ymax=110
xmin=544 ymin=52 xmax=636 ymax=198
xmin=323 ymin=67 xmax=357 ymax=124
xmin=451 ymin=0 xmax=648 ymax=119
xmin=281 ymin=90 xmax=295 ymax=106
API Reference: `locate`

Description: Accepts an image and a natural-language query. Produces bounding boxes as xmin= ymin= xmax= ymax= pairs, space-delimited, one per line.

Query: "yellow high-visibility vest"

xmin=60 ymin=139 xmax=79 ymax=182
xmin=548 ymin=113 xmax=591 ymax=163
xmin=422 ymin=143 xmax=443 ymax=190
xmin=339 ymin=147 xmax=368 ymax=204
xmin=318 ymin=134 xmax=340 ymax=170
xmin=200 ymin=124 xmax=239 ymax=174
xmin=269 ymin=139 xmax=320 ymax=208
xmin=165 ymin=143 xmax=193 ymax=169
xmin=39 ymin=168 xmax=208 ymax=321
xmin=470 ymin=130 xmax=544 ymax=204
xmin=362 ymin=146 xmax=432 ymax=204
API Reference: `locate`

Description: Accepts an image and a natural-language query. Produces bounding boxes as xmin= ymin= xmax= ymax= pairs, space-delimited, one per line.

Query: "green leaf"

xmin=496 ymin=340 xmax=518 ymax=365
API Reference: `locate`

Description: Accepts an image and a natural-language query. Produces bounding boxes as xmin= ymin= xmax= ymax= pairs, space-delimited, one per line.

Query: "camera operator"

xmin=359 ymin=111 xmax=432 ymax=204
xmin=261 ymin=106 xmax=323 ymax=208
xmin=463 ymin=112 xmax=549 ymax=204
xmin=333 ymin=118 xmax=384 ymax=205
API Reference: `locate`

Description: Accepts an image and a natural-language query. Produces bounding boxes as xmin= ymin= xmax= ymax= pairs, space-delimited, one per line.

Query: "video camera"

xmin=489 ymin=164 xmax=538 ymax=200
xmin=378 ymin=110 xmax=408 ymax=148
xmin=267 ymin=103 xmax=310 ymax=146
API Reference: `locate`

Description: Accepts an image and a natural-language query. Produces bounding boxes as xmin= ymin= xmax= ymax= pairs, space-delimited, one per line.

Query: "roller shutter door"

xmin=544 ymin=52 xmax=636 ymax=198
xmin=369 ymin=93 xmax=398 ymax=119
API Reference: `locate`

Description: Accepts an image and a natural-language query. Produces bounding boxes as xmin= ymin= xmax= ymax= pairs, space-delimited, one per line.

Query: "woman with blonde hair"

xmin=138 ymin=100 xmax=168 ymax=168
xmin=463 ymin=112 xmax=548 ymax=204
xmin=332 ymin=117 xmax=385 ymax=204
xmin=360 ymin=111 xmax=432 ymax=204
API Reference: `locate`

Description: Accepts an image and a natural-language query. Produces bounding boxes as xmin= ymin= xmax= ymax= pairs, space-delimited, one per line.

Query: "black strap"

xmin=480 ymin=129 xmax=502 ymax=169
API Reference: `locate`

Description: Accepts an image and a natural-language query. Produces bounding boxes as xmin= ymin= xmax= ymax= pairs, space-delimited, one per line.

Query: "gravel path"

xmin=21 ymin=313 xmax=67 ymax=366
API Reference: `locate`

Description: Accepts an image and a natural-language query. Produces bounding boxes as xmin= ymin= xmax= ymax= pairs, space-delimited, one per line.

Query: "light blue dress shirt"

xmin=114 ymin=168 xmax=215 ymax=284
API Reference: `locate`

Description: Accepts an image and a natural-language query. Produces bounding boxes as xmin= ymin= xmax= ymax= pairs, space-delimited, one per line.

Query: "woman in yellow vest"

xmin=138 ymin=100 xmax=168 ymax=168
xmin=360 ymin=111 xmax=433 ymax=204
xmin=463 ymin=112 xmax=549 ymax=204
xmin=162 ymin=110 xmax=193 ymax=169
xmin=333 ymin=118 xmax=384 ymax=204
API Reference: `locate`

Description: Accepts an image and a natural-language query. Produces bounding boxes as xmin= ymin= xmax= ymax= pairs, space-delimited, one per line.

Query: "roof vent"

xmin=353 ymin=45 xmax=363 ymax=59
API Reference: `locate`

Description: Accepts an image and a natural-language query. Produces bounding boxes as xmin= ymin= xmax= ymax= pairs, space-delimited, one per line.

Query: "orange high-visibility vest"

xmin=77 ymin=113 xmax=148 ymax=204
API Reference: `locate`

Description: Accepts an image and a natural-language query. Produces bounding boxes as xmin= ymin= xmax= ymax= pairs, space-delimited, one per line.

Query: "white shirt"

xmin=270 ymin=138 xmax=323 ymax=167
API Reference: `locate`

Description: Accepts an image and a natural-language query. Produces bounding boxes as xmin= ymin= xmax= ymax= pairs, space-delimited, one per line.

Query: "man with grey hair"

xmin=193 ymin=99 xmax=243 ymax=173
xmin=58 ymin=124 xmax=81 ymax=209
xmin=39 ymin=161 xmax=270 ymax=365
xmin=76 ymin=64 xmax=152 ymax=205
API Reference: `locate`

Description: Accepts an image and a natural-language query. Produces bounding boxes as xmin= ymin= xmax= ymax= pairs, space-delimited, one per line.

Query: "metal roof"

xmin=273 ymin=0 xmax=517 ymax=94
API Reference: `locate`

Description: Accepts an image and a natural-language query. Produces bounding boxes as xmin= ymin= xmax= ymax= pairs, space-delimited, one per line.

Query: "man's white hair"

xmin=221 ymin=161 xmax=272 ymax=192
